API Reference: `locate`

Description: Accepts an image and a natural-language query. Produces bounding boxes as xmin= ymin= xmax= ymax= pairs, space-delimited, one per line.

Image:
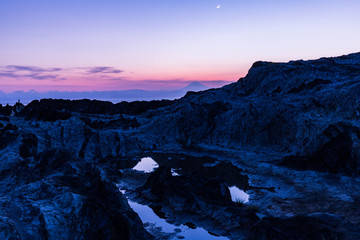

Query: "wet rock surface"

xmin=0 ymin=53 xmax=360 ymax=239
xmin=136 ymin=165 xmax=259 ymax=238
xmin=249 ymin=214 xmax=360 ymax=240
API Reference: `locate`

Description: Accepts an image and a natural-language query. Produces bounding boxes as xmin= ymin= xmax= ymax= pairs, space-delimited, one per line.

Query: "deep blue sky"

xmin=1 ymin=0 xmax=359 ymax=92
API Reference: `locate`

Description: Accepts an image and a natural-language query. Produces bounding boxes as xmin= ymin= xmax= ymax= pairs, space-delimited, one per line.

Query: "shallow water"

xmin=171 ymin=168 xmax=180 ymax=176
xmin=128 ymin=200 xmax=230 ymax=240
xmin=128 ymin=156 xmax=247 ymax=239
xmin=228 ymin=186 xmax=249 ymax=203
xmin=132 ymin=157 xmax=159 ymax=173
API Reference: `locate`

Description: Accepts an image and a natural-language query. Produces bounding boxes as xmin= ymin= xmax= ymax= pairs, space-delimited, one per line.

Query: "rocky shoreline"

xmin=0 ymin=52 xmax=360 ymax=239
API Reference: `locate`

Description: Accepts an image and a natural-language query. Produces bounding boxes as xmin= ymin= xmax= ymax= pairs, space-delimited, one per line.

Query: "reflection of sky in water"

xmin=171 ymin=168 xmax=180 ymax=176
xmin=128 ymin=200 xmax=230 ymax=240
xmin=132 ymin=157 xmax=159 ymax=173
xmin=228 ymin=186 xmax=249 ymax=203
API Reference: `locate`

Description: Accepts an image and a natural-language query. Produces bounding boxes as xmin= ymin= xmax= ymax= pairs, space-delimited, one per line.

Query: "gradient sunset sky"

xmin=1 ymin=0 xmax=359 ymax=92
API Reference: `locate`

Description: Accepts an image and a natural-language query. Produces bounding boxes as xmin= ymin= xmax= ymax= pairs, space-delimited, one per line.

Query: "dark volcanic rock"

xmin=149 ymin=154 xmax=250 ymax=190
xmin=142 ymin=166 xmax=232 ymax=207
xmin=0 ymin=105 xmax=13 ymax=116
xmin=2 ymin=123 xmax=18 ymax=131
xmin=20 ymin=98 xmax=175 ymax=118
xmin=249 ymin=214 xmax=360 ymax=240
xmin=138 ymin=166 xmax=259 ymax=236
xmin=19 ymin=100 xmax=73 ymax=121
xmin=281 ymin=122 xmax=360 ymax=174
xmin=82 ymin=116 xmax=140 ymax=130
xmin=19 ymin=133 xmax=38 ymax=158
xmin=145 ymin=52 xmax=360 ymax=175
xmin=0 ymin=148 xmax=153 ymax=240
xmin=1 ymin=52 xmax=360 ymax=239
xmin=0 ymin=216 xmax=21 ymax=240
xmin=0 ymin=125 xmax=18 ymax=150
xmin=0 ymin=116 xmax=10 ymax=122
xmin=113 ymin=100 xmax=175 ymax=115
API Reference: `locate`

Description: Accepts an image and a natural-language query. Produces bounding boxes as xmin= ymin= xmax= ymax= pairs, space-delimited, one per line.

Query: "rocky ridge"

xmin=145 ymin=52 xmax=360 ymax=175
xmin=0 ymin=52 xmax=359 ymax=239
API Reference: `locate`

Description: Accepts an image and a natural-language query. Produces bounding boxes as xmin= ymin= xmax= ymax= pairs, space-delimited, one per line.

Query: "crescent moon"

xmin=216 ymin=4 xmax=221 ymax=9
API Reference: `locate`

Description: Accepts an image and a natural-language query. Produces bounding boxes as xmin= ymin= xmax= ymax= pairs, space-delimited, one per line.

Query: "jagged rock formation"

xmin=0 ymin=52 xmax=359 ymax=239
xmin=145 ymin=52 xmax=360 ymax=175
xmin=0 ymin=146 xmax=152 ymax=239
xmin=136 ymin=165 xmax=259 ymax=238
xmin=18 ymin=98 xmax=174 ymax=121
xmin=0 ymin=119 xmax=152 ymax=239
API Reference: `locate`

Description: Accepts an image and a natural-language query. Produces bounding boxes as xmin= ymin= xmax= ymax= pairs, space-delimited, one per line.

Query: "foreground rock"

xmin=249 ymin=214 xmax=360 ymax=240
xmin=0 ymin=131 xmax=152 ymax=239
xmin=136 ymin=166 xmax=259 ymax=238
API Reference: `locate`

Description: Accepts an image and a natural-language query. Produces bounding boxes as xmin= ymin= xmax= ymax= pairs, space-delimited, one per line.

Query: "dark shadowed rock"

xmin=0 ymin=148 xmax=153 ymax=240
xmin=19 ymin=100 xmax=73 ymax=122
xmin=2 ymin=123 xmax=18 ymax=131
xmin=0 ymin=124 xmax=18 ymax=150
xmin=82 ymin=116 xmax=140 ymax=130
xmin=281 ymin=122 xmax=360 ymax=175
xmin=0 ymin=116 xmax=10 ymax=122
xmin=19 ymin=98 xmax=175 ymax=119
xmin=0 ymin=217 xmax=21 ymax=240
xmin=249 ymin=214 xmax=360 ymax=240
xmin=0 ymin=105 xmax=13 ymax=116
xmin=142 ymin=166 xmax=232 ymax=206
xmin=145 ymin=52 xmax=360 ymax=175
xmin=138 ymin=166 xmax=259 ymax=237
xmin=19 ymin=133 xmax=38 ymax=158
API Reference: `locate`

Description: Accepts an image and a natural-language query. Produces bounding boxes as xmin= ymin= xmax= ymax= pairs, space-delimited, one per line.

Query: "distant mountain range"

xmin=0 ymin=82 xmax=211 ymax=105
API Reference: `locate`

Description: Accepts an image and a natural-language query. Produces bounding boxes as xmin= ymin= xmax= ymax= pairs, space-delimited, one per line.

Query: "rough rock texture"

xmin=0 ymin=122 xmax=152 ymax=239
xmin=141 ymin=166 xmax=233 ymax=206
xmin=144 ymin=52 xmax=360 ymax=175
xmin=18 ymin=98 xmax=174 ymax=120
xmin=249 ymin=214 xmax=360 ymax=240
xmin=0 ymin=52 xmax=360 ymax=239
xmin=137 ymin=166 xmax=259 ymax=237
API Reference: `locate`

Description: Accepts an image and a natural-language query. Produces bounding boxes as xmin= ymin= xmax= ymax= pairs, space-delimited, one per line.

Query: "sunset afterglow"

xmin=1 ymin=0 xmax=360 ymax=92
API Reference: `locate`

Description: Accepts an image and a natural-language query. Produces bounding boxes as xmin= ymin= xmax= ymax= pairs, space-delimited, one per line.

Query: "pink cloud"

xmin=0 ymin=64 xmax=239 ymax=92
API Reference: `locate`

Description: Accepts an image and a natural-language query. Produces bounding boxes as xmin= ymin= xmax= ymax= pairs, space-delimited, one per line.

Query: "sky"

xmin=1 ymin=0 xmax=360 ymax=93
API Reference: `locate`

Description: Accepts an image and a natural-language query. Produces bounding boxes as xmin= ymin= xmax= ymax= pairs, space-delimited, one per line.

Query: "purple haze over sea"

xmin=0 ymin=0 xmax=359 ymax=99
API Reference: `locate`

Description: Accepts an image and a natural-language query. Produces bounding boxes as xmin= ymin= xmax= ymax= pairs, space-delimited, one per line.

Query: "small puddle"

xmin=171 ymin=168 xmax=180 ymax=176
xmin=128 ymin=200 xmax=230 ymax=240
xmin=132 ymin=157 xmax=159 ymax=173
xmin=228 ymin=186 xmax=249 ymax=203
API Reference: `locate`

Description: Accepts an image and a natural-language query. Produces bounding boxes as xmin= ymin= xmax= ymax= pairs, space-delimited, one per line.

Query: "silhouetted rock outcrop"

xmin=145 ymin=52 xmax=360 ymax=175
xmin=18 ymin=98 xmax=174 ymax=121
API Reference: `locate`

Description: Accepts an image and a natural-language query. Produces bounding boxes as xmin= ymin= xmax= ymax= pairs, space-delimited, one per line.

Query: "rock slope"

xmin=0 ymin=52 xmax=359 ymax=239
xmin=144 ymin=52 xmax=360 ymax=175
